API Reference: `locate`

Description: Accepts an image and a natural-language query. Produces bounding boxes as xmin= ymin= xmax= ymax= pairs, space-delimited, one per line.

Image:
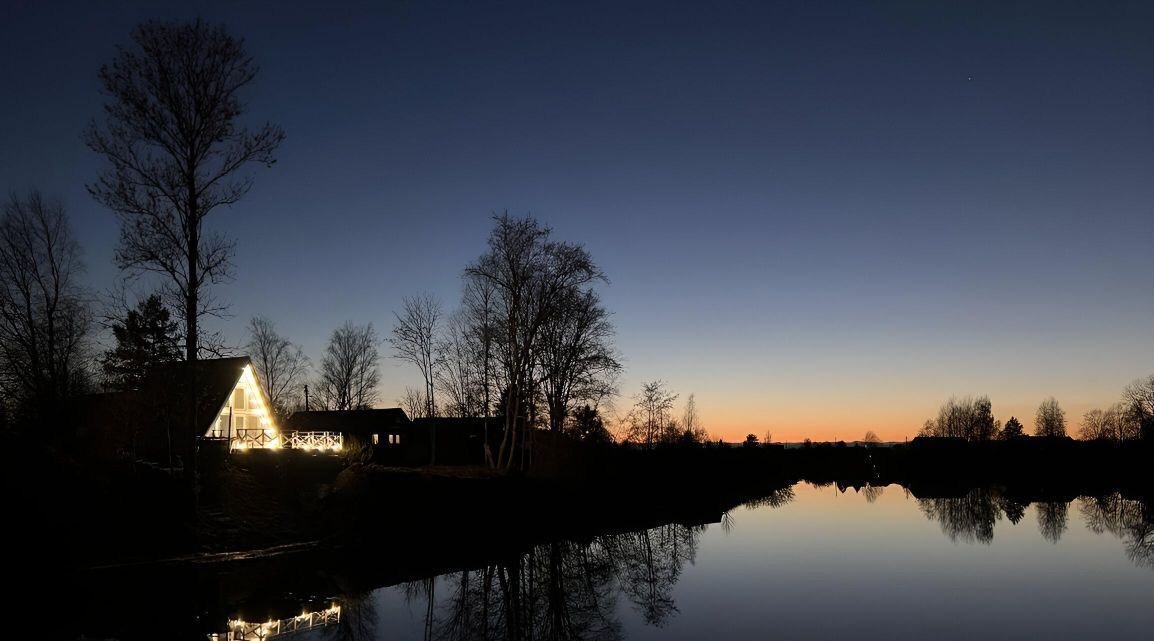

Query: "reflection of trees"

xmin=918 ymin=488 xmax=1003 ymax=544
xmin=996 ymin=495 xmax=1028 ymax=525
xmin=325 ymin=592 xmax=378 ymax=641
xmin=610 ymin=524 xmax=704 ymax=627
xmin=416 ymin=522 xmax=710 ymax=640
xmin=1080 ymin=494 xmax=1154 ymax=570
xmin=862 ymin=485 xmax=885 ymax=504
xmin=919 ymin=489 xmax=1077 ymax=545
xmin=743 ymin=486 xmax=796 ymax=510
xmin=1036 ymin=502 xmax=1069 ymax=544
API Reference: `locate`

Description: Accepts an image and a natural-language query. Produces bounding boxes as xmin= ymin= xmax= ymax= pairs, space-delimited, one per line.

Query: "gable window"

xmin=233 ymin=387 xmax=246 ymax=410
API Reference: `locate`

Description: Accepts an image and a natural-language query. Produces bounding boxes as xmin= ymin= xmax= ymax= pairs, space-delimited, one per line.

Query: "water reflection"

xmin=210 ymin=603 xmax=341 ymax=640
xmin=914 ymin=488 xmax=1154 ymax=559
xmin=1079 ymin=493 xmax=1154 ymax=570
xmin=1036 ymin=501 xmax=1069 ymax=544
xmin=917 ymin=488 xmax=1007 ymax=544
xmin=81 ymin=484 xmax=1154 ymax=641
xmin=325 ymin=592 xmax=378 ymax=641
xmin=862 ymin=484 xmax=885 ymax=504
xmin=407 ymin=523 xmax=705 ymax=640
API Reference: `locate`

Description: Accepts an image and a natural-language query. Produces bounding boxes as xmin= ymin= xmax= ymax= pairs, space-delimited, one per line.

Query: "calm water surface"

xmin=194 ymin=484 xmax=1154 ymax=640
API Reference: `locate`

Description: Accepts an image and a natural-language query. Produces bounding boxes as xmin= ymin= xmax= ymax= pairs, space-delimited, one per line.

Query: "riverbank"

xmin=9 ymin=437 xmax=1150 ymax=571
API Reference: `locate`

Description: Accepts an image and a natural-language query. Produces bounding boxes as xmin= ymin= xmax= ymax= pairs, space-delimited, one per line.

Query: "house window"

xmin=233 ymin=387 xmax=246 ymax=410
xmin=372 ymin=434 xmax=380 ymax=445
xmin=388 ymin=433 xmax=400 ymax=445
xmin=235 ymin=415 xmax=246 ymax=430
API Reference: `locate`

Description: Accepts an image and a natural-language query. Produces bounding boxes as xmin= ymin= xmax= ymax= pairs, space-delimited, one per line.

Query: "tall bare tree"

xmin=465 ymin=213 xmax=603 ymax=469
xmin=86 ymin=19 xmax=283 ymax=442
xmin=245 ymin=315 xmax=309 ymax=421
xmin=537 ymin=287 xmax=620 ymax=433
xmin=435 ymin=310 xmax=484 ymax=418
xmin=390 ymin=293 xmax=441 ymax=419
xmin=0 ymin=190 xmax=90 ymax=425
xmin=1034 ymin=397 xmax=1067 ymax=438
xmin=314 ymin=322 xmax=380 ymax=411
xmin=460 ymin=275 xmax=499 ymax=464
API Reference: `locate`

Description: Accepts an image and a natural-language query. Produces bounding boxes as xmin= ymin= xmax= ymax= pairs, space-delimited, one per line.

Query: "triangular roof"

xmin=144 ymin=356 xmax=265 ymax=433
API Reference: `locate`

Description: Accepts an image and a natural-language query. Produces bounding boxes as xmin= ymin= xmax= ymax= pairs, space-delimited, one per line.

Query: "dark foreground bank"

xmin=8 ymin=438 xmax=1152 ymax=570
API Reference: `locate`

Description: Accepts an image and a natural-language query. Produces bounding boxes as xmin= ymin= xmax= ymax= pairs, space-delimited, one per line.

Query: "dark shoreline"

xmin=15 ymin=438 xmax=1151 ymax=570
xmin=28 ymin=439 xmax=1146 ymax=639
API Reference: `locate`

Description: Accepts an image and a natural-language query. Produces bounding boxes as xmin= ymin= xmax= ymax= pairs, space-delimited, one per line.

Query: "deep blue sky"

xmin=2 ymin=1 xmax=1151 ymax=438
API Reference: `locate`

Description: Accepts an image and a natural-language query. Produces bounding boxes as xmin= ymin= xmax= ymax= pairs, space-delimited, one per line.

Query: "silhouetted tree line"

xmin=917 ymin=386 xmax=1154 ymax=443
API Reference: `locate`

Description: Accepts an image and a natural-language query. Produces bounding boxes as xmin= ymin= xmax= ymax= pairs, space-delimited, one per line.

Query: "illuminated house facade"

xmin=203 ymin=360 xmax=281 ymax=450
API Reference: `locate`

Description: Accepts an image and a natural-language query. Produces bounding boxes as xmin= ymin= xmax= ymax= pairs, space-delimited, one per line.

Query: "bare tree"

xmin=1122 ymin=374 xmax=1154 ymax=441
xmin=863 ymin=430 xmax=881 ymax=446
xmin=245 ymin=315 xmax=309 ymax=420
xmin=922 ymin=395 xmax=999 ymax=441
xmin=679 ymin=393 xmax=708 ymax=443
xmin=0 ymin=190 xmax=91 ymax=425
xmin=537 ymin=286 xmax=621 ymax=433
xmin=461 ymin=275 xmax=499 ymax=464
xmin=464 ymin=213 xmax=603 ymax=469
xmin=314 ymin=322 xmax=380 ymax=411
xmin=1034 ymin=397 xmax=1067 ymax=438
xmin=86 ymin=19 xmax=283 ymax=364
xmin=1078 ymin=404 xmax=1140 ymax=442
xmin=399 ymin=386 xmax=428 ymax=420
xmin=626 ymin=380 xmax=678 ymax=448
xmin=435 ymin=310 xmax=484 ymax=418
xmin=390 ymin=293 xmax=441 ymax=419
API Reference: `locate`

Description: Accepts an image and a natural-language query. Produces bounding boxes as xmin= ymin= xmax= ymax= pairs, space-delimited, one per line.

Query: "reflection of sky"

xmin=3 ymin=2 xmax=1153 ymax=441
xmin=631 ymin=484 xmax=1153 ymax=640
xmin=368 ymin=483 xmax=1153 ymax=640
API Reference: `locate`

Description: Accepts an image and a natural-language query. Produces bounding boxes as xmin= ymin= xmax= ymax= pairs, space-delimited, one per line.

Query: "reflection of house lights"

xmin=221 ymin=603 xmax=341 ymax=640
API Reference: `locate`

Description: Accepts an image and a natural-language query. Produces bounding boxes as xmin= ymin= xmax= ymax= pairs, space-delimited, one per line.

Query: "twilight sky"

xmin=1 ymin=1 xmax=1151 ymax=441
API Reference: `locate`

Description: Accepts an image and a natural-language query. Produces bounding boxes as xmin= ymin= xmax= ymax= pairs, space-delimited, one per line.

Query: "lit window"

xmin=372 ymin=434 xmax=380 ymax=445
xmin=236 ymin=415 xmax=246 ymax=430
xmin=233 ymin=387 xmax=246 ymax=410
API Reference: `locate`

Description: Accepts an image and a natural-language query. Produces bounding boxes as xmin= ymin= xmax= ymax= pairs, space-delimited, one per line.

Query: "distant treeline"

xmin=913 ymin=380 xmax=1154 ymax=443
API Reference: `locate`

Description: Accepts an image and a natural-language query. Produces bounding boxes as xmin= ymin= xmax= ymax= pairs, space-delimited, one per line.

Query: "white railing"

xmin=231 ymin=428 xmax=280 ymax=450
xmin=288 ymin=431 xmax=343 ymax=451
